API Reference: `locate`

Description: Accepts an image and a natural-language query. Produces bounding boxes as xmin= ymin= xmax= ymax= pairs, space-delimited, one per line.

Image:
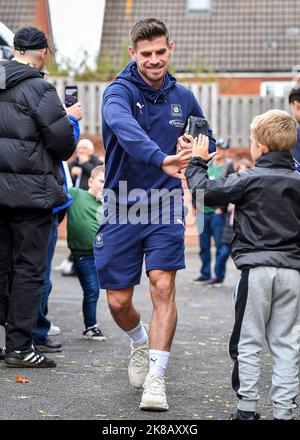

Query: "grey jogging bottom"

xmin=229 ymin=266 xmax=300 ymax=420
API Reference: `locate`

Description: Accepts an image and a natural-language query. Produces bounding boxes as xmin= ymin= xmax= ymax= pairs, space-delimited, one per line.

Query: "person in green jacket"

xmin=67 ymin=165 xmax=106 ymax=340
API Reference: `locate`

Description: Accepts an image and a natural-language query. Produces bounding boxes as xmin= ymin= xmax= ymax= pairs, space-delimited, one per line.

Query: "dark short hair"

xmin=130 ymin=18 xmax=170 ymax=48
xmin=288 ymin=85 xmax=300 ymax=104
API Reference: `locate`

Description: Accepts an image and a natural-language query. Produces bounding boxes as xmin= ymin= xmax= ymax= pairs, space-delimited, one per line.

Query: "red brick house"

xmin=100 ymin=0 xmax=299 ymax=96
xmin=0 ymin=0 xmax=53 ymax=46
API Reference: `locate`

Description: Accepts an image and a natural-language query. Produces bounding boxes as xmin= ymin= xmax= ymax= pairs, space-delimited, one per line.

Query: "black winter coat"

xmin=185 ymin=151 xmax=300 ymax=271
xmin=0 ymin=60 xmax=76 ymax=209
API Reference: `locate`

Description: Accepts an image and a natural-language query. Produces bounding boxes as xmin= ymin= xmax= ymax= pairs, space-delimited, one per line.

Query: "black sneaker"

xmin=192 ymin=275 xmax=209 ymax=283
xmin=82 ymin=325 xmax=106 ymax=341
xmin=4 ymin=345 xmax=56 ymax=368
xmin=0 ymin=347 xmax=5 ymax=361
xmin=34 ymin=338 xmax=62 ymax=353
xmin=230 ymin=409 xmax=260 ymax=420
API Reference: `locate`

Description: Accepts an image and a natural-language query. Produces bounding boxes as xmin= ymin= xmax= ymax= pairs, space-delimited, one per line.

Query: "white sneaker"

xmin=48 ymin=323 xmax=61 ymax=336
xmin=53 ymin=259 xmax=69 ymax=271
xmin=128 ymin=341 xmax=149 ymax=389
xmin=139 ymin=373 xmax=169 ymax=411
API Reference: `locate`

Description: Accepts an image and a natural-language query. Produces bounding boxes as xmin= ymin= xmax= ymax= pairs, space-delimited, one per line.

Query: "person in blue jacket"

xmin=288 ymin=85 xmax=300 ymax=172
xmin=94 ymin=18 xmax=216 ymax=411
xmin=32 ymin=103 xmax=82 ymax=354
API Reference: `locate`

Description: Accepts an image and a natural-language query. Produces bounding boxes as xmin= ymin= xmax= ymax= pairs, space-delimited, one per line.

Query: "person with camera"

xmin=185 ymin=110 xmax=300 ymax=421
xmin=95 ymin=18 xmax=215 ymax=411
xmin=32 ymin=102 xmax=83 ymax=353
xmin=0 ymin=27 xmax=76 ymax=368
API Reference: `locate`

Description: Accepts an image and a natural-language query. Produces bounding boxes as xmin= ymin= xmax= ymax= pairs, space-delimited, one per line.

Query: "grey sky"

xmin=48 ymin=0 xmax=105 ymax=68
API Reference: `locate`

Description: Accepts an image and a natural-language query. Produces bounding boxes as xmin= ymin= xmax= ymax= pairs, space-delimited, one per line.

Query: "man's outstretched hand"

xmin=161 ymin=149 xmax=193 ymax=178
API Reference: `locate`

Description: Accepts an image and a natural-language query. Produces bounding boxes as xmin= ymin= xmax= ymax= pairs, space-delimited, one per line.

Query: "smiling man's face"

xmin=129 ymin=35 xmax=173 ymax=89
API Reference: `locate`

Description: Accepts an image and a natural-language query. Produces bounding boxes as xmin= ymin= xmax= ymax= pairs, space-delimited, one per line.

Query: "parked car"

xmin=0 ymin=21 xmax=14 ymax=60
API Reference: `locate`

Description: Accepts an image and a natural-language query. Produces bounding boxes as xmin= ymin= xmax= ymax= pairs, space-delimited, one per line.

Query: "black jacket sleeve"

xmin=218 ymin=161 xmax=236 ymax=212
xmin=185 ymin=157 xmax=246 ymax=208
xmin=34 ymin=86 xmax=76 ymax=161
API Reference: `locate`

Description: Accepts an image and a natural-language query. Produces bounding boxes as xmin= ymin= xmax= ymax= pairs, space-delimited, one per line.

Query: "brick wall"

xmin=218 ymin=76 xmax=292 ymax=95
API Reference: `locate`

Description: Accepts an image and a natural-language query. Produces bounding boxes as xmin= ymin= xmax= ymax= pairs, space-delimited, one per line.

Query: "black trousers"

xmin=0 ymin=207 xmax=52 ymax=352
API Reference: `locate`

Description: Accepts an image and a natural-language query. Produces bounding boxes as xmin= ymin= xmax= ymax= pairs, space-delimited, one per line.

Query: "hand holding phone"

xmin=65 ymin=102 xmax=82 ymax=121
xmin=192 ymin=134 xmax=217 ymax=162
xmin=177 ymin=116 xmax=209 ymax=152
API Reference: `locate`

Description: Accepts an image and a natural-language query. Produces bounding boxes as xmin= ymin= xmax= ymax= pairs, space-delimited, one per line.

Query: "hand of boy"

xmin=192 ymin=134 xmax=217 ymax=161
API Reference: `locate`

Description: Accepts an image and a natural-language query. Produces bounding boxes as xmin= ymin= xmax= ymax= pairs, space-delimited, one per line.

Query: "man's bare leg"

xmin=107 ymin=288 xmax=138 ymax=331
xmin=140 ymin=269 xmax=177 ymax=411
xmin=107 ymin=288 xmax=149 ymax=388
xmin=148 ymin=270 xmax=177 ymax=351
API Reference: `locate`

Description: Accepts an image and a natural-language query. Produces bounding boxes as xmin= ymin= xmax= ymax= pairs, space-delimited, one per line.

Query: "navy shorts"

xmin=94 ymin=219 xmax=185 ymax=290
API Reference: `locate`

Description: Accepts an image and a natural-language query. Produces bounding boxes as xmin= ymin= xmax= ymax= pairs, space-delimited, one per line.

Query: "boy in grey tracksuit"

xmin=184 ymin=109 xmax=300 ymax=420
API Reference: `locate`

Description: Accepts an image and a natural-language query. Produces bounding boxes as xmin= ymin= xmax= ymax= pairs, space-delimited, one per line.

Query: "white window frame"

xmin=260 ymin=81 xmax=293 ymax=97
xmin=187 ymin=0 xmax=212 ymax=12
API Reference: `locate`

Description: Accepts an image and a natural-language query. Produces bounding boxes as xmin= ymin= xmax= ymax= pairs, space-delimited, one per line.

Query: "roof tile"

xmin=100 ymin=0 xmax=300 ymax=72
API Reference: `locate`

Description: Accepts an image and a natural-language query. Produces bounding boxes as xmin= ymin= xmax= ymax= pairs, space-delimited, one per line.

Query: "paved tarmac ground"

xmin=0 ymin=242 xmax=299 ymax=421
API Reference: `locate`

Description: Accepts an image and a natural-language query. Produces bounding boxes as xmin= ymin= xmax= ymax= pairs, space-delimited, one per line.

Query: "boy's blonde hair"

xmin=90 ymin=165 xmax=104 ymax=179
xmin=250 ymin=109 xmax=297 ymax=151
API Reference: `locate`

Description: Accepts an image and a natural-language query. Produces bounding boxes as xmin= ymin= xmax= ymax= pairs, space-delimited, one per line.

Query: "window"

xmin=264 ymin=40 xmax=279 ymax=50
xmin=260 ymin=81 xmax=293 ymax=97
xmin=287 ymin=26 xmax=300 ymax=36
xmin=187 ymin=0 xmax=212 ymax=12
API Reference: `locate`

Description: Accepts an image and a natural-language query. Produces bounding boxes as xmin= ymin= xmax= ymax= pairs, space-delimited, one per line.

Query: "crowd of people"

xmin=0 ymin=18 xmax=300 ymax=421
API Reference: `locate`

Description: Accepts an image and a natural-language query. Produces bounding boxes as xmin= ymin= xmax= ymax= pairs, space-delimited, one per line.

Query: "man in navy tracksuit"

xmin=288 ymin=86 xmax=300 ymax=172
xmin=94 ymin=18 xmax=215 ymax=411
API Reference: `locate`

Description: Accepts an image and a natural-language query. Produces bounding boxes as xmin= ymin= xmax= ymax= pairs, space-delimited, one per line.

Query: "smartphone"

xmin=184 ymin=116 xmax=209 ymax=139
xmin=65 ymin=85 xmax=78 ymax=108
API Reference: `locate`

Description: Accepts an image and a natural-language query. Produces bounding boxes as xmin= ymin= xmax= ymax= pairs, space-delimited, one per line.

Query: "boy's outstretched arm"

xmin=185 ymin=135 xmax=246 ymax=207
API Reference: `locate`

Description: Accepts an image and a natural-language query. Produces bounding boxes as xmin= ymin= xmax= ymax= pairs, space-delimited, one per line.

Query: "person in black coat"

xmin=0 ymin=27 xmax=76 ymax=368
xmin=185 ymin=110 xmax=300 ymax=421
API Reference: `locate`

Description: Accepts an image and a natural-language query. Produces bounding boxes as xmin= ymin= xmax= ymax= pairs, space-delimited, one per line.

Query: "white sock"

xmin=125 ymin=322 xmax=148 ymax=346
xmin=149 ymin=349 xmax=170 ymax=378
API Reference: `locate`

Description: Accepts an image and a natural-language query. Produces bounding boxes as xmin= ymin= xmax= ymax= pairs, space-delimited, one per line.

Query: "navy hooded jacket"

xmin=292 ymin=125 xmax=300 ymax=172
xmin=102 ymin=61 xmax=216 ymax=203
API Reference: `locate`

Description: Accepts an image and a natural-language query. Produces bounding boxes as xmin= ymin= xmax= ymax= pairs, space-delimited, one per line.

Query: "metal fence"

xmin=51 ymin=77 xmax=290 ymax=146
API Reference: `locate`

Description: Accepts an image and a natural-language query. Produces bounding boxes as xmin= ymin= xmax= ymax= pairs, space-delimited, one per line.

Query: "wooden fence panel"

xmin=49 ymin=77 xmax=291 ymax=144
